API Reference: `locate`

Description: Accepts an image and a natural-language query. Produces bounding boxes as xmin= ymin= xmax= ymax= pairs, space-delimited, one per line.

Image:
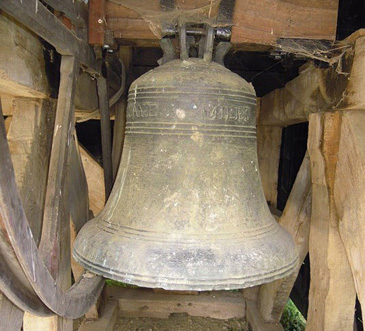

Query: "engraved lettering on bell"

xmin=202 ymin=105 xmax=251 ymax=123
xmin=129 ymin=104 xmax=158 ymax=119
xmin=74 ymin=58 xmax=298 ymax=291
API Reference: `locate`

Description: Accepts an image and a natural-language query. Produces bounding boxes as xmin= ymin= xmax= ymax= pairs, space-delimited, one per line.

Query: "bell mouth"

xmin=73 ymin=217 xmax=298 ymax=291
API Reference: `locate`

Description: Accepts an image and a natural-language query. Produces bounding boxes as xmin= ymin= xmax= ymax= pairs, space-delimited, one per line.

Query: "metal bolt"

xmin=98 ymin=18 xmax=103 ymax=24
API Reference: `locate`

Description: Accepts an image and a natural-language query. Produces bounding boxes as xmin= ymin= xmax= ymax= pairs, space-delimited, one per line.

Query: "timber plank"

xmin=246 ymin=300 xmax=284 ymax=331
xmin=79 ymin=147 xmax=105 ymax=216
xmin=256 ymin=125 xmax=282 ymax=206
xmin=345 ymin=36 xmax=365 ymax=109
xmin=0 ymin=99 xmax=53 ymax=317
xmin=4 ymin=117 xmax=11 ymax=134
xmin=105 ymin=0 xmax=338 ymax=48
xmin=231 ymin=0 xmax=337 ymax=47
xmin=69 ymin=135 xmax=89 ymax=233
xmin=0 ymin=61 xmax=104 ymax=320
xmin=0 ymin=294 xmax=23 ymax=331
xmin=78 ymin=300 xmax=117 ymax=331
xmin=306 ymin=112 xmax=357 ymax=331
xmin=69 ymin=136 xmax=89 ymax=283
xmin=0 ymin=14 xmax=49 ymax=98
xmin=38 ymin=56 xmax=78 ymax=278
xmin=75 ymin=73 xmax=99 ymax=113
xmin=334 ymin=111 xmax=365 ymax=325
xmin=23 ymin=315 xmax=71 ymax=331
xmin=259 ymin=64 xmax=332 ymax=126
xmin=89 ymin=0 xmax=106 ymax=46
xmin=7 ymin=99 xmax=55 ymax=244
xmin=108 ymin=18 xmax=157 ymax=41
xmin=0 ymin=95 xmax=14 ymax=116
xmin=25 ymin=56 xmax=78 ymax=330
xmin=107 ymin=287 xmax=245 ymax=320
xmin=258 ymin=32 xmax=365 ymax=127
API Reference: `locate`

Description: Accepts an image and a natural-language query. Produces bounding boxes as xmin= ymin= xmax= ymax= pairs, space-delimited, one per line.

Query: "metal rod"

xmin=203 ymin=26 xmax=214 ymax=62
xmin=213 ymin=42 xmax=232 ymax=66
xmin=179 ymin=24 xmax=189 ymax=61
xmin=163 ymin=26 xmax=231 ymax=40
xmin=160 ymin=38 xmax=178 ymax=64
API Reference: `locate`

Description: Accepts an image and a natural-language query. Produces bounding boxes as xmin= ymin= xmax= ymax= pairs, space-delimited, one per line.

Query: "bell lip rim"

xmin=73 ymin=248 xmax=299 ymax=291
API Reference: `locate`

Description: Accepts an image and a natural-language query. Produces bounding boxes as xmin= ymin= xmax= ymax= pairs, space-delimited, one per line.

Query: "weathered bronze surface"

xmin=74 ymin=58 xmax=298 ymax=290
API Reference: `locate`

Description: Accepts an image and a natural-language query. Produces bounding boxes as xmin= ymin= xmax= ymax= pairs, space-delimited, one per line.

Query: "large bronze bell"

xmin=74 ymin=55 xmax=298 ymax=290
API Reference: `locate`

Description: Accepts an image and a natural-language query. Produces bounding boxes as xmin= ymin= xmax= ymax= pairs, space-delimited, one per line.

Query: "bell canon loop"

xmin=73 ymin=58 xmax=298 ymax=290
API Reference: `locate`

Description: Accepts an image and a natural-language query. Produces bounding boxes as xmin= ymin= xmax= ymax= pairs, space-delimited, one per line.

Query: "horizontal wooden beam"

xmin=108 ymin=18 xmax=157 ymax=41
xmin=231 ymin=0 xmax=337 ymax=47
xmin=0 ymin=0 xmax=98 ymax=75
xmin=107 ymin=287 xmax=245 ymax=320
xmin=258 ymin=64 xmax=336 ymax=126
xmin=105 ymin=0 xmax=338 ymax=48
xmin=259 ymin=31 xmax=365 ymax=127
xmin=0 ymin=14 xmax=50 ymax=98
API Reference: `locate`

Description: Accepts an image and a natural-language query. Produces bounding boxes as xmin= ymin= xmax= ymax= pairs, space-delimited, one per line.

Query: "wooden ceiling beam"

xmin=105 ymin=0 xmax=338 ymax=48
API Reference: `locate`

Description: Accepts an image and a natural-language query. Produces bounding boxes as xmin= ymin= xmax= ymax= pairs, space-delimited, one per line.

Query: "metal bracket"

xmin=162 ymin=25 xmax=231 ymax=41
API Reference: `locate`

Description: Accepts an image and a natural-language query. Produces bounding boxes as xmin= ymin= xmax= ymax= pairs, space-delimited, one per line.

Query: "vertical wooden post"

xmin=256 ymin=125 xmax=282 ymax=207
xmin=345 ymin=36 xmax=365 ymax=109
xmin=24 ymin=55 xmax=78 ymax=331
xmin=5 ymin=98 xmax=55 ymax=329
xmin=0 ymin=294 xmax=24 ymax=331
xmin=334 ymin=111 xmax=365 ymax=325
xmin=306 ymin=112 xmax=357 ymax=331
xmin=7 ymin=99 xmax=55 ymax=244
xmin=79 ymin=147 xmax=105 ymax=216
xmin=69 ymin=134 xmax=89 ymax=283
xmin=4 ymin=116 xmax=12 ymax=134
xmin=88 ymin=0 xmax=106 ymax=46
